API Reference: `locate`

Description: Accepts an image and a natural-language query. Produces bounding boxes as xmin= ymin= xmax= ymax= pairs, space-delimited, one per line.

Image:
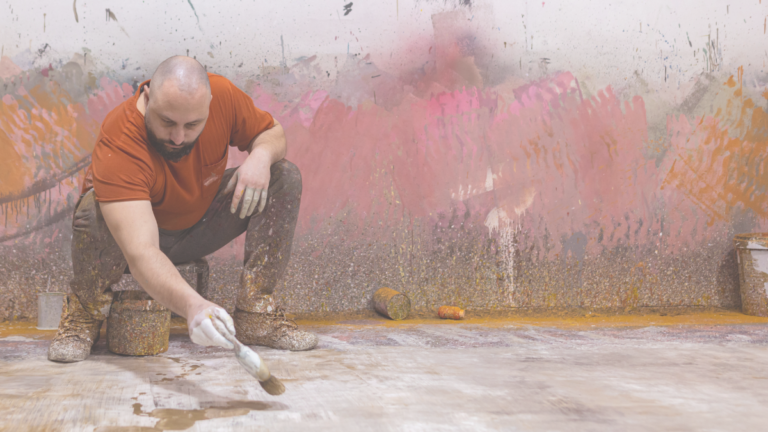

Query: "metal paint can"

xmin=37 ymin=292 xmax=67 ymax=330
xmin=438 ymin=306 xmax=465 ymax=320
xmin=107 ymin=291 xmax=171 ymax=356
xmin=734 ymin=233 xmax=768 ymax=316
xmin=373 ymin=287 xmax=411 ymax=320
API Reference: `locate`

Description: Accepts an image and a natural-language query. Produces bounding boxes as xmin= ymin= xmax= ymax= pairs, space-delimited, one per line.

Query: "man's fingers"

xmin=212 ymin=308 xmax=236 ymax=336
xmin=258 ymin=189 xmax=269 ymax=213
xmin=231 ymin=183 xmax=246 ymax=214
xmin=239 ymin=188 xmax=255 ymax=219
xmin=224 ymin=171 xmax=238 ymax=194
xmin=200 ymin=319 xmax=234 ymax=349
xmin=210 ymin=317 xmax=233 ymax=343
xmin=246 ymin=189 xmax=260 ymax=217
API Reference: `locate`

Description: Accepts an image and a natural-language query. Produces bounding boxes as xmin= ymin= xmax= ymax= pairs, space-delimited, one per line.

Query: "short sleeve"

xmin=226 ymin=80 xmax=275 ymax=152
xmin=91 ymin=137 xmax=153 ymax=202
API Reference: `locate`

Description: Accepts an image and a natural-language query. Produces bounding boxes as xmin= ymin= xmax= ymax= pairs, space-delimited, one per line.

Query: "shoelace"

xmin=264 ymin=306 xmax=298 ymax=330
xmin=58 ymin=304 xmax=100 ymax=339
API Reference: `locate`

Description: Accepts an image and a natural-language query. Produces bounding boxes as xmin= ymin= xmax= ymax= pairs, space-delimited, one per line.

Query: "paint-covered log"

xmin=735 ymin=234 xmax=768 ymax=317
xmin=107 ymin=291 xmax=171 ymax=356
xmin=437 ymin=306 xmax=465 ymax=320
xmin=373 ymin=288 xmax=410 ymax=320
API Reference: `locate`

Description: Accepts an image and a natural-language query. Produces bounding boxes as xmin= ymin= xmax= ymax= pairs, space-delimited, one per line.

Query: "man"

xmin=48 ymin=56 xmax=317 ymax=363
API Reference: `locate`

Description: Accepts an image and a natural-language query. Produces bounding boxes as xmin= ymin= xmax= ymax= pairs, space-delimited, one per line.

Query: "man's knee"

xmin=72 ymin=191 xmax=99 ymax=232
xmin=271 ymin=159 xmax=302 ymax=196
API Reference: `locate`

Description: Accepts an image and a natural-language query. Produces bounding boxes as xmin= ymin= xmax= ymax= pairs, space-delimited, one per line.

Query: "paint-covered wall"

xmin=2 ymin=0 xmax=767 ymax=320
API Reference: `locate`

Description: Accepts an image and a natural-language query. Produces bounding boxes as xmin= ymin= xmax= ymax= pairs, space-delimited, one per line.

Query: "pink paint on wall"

xmin=223 ymin=71 xmax=658 ymax=261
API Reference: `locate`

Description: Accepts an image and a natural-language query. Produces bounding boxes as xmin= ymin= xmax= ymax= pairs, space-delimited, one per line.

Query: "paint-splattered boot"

xmin=234 ymin=308 xmax=318 ymax=351
xmin=47 ymin=296 xmax=103 ymax=363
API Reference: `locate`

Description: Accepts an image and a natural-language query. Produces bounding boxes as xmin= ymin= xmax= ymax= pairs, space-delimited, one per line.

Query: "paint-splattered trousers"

xmin=69 ymin=160 xmax=302 ymax=321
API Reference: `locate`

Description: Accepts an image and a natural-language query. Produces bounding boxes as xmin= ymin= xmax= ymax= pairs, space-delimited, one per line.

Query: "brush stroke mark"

xmin=73 ymin=0 xmax=78 ymax=23
xmin=187 ymin=0 xmax=204 ymax=33
xmin=242 ymin=70 xmax=656 ymax=259
xmin=105 ymin=9 xmax=130 ymax=37
xmin=0 ymin=156 xmax=91 ymax=206
xmin=662 ymin=67 xmax=768 ymax=225
xmin=343 ymin=2 xmax=353 ymax=16
xmin=0 ymin=205 xmax=72 ymax=243
xmin=1 ymin=65 xmax=133 ymax=241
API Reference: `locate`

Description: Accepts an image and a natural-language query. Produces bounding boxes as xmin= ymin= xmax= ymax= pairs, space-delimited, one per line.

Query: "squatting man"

xmin=48 ymin=56 xmax=317 ymax=363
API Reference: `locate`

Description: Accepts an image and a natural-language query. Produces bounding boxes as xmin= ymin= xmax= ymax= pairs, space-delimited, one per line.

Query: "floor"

xmin=2 ymin=312 xmax=768 ymax=431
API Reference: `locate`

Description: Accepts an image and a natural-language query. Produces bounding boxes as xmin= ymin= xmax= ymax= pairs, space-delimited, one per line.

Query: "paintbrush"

xmin=211 ymin=318 xmax=285 ymax=396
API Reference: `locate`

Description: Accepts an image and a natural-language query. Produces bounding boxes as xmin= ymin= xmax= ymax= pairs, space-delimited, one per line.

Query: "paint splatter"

xmin=105 ymin=9 xmax=130 ymax=37
xmin=187 ymin=0 xmax=204 ymax=32
xmin=343 ymin=2 xmax=353 ymax=16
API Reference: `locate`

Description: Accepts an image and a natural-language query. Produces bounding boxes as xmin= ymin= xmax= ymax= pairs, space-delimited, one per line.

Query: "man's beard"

xmin=145 ymin=117 xmax=199 ymax=162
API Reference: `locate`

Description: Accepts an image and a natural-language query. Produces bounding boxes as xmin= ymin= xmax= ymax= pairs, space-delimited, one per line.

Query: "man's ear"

xmin=143 ymin=85 xmax=151 ymax=105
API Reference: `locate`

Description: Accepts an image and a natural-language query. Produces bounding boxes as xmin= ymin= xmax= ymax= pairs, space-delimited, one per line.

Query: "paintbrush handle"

xmin=211 ymin=316 xmax=244 ymax=350
xmin=210 ymin=316 xmax=286 ymax=396
xmin=212 ymin=317 xmax=271 ymax=381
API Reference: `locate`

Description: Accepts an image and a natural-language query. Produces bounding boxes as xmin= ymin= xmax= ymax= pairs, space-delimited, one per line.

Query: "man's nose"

xmin=170 ymin=127 xmax=185 ymax=145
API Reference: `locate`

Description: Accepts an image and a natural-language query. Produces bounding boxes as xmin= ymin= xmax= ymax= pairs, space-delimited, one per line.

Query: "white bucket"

xmin=37 ymin=292 xmax=67 ymax=330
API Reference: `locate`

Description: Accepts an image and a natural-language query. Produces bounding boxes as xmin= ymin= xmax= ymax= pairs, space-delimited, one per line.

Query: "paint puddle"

xmin=95 ymin=400 xmax=286 ymax=431
xmin=151 ymin=356 xmax=204 ymax=383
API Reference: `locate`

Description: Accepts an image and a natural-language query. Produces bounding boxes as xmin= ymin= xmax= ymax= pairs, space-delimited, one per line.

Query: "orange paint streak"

xmin=663 ymin=67 xmax=768 ymax=223
xmin=0 ymin=84 xmax=99 ymax=197
xmin=0 ymin=70 xmax=131 ymax=233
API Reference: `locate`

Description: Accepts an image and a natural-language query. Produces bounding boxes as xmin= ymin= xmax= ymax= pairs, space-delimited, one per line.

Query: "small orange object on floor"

xmin=438 ymin=306 xmax=465 ymax=320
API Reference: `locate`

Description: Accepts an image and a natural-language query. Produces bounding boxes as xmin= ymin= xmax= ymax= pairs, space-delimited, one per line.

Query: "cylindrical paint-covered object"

xmin=438 ymin=306 xmax=465 ymax=320
xmin=37 ymin=292 xmax=67 ymax=330
xmin=734 ymin=233 xmax=768 ymax=317
xmin=373 ymin=287 xmax=410 ymax=320
xmin=107 ymin=291 xmax=171 ymax=356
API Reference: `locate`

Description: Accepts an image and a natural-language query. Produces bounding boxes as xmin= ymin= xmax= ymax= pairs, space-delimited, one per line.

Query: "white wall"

xmin=2 ymin=0 xmax=765 ymax=97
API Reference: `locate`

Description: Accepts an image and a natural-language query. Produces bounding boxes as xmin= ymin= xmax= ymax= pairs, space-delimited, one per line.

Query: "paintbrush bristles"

xmin=259 ymin=375 xmax=286 ymax=396
xmin=211 ymin=316 xmax=285 ymax=395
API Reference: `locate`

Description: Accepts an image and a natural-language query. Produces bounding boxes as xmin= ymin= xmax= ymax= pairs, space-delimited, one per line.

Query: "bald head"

xmin=150 ymin=55 xmax=210 ymax=96
xmin=142 ymin=56 xmax=212 ymax=162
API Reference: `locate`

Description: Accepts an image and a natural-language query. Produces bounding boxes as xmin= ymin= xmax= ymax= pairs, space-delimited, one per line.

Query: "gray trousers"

xmin=69 ymin=160 xmax=302 ymax=320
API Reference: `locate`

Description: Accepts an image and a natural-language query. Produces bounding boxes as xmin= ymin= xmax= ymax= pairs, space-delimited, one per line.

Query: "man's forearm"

xmin=125 ymin=246 xmax=204 ymax=319
xmin=248 ymin=120 xmax=286 ymax=163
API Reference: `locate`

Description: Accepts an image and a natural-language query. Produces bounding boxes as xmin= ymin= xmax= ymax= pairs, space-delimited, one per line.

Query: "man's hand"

xmin=225 ymin=147 xmax=272 ymax=219
xmin=187 ymin=301 xmax=236 ymax=349
xmin=225 ymin=118 xmax=287 ymax=219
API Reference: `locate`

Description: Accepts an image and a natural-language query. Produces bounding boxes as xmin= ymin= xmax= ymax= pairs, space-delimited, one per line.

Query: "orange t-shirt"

xmin=81 ymin=73 xmax=274 ymax=230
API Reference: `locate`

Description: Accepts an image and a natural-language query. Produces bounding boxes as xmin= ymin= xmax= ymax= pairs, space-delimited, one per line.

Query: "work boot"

xmin=48 ymin=296 xmax=103 ymax=363
xmin=234 ymin=307 xmax=318 ymax=351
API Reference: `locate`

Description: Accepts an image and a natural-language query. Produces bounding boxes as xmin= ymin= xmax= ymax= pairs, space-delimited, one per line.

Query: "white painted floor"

xmin=2 ymin=321 xmax=768 ymax=431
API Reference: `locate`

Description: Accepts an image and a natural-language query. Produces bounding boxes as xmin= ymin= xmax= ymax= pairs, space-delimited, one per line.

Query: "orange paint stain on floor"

xmin=296 ymin=309 xmax=768 ymax=330
xmin=0 ymin=317 xmax=190 ymax=340
xmin=4 ymin=310 xmax=767 ymax=340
